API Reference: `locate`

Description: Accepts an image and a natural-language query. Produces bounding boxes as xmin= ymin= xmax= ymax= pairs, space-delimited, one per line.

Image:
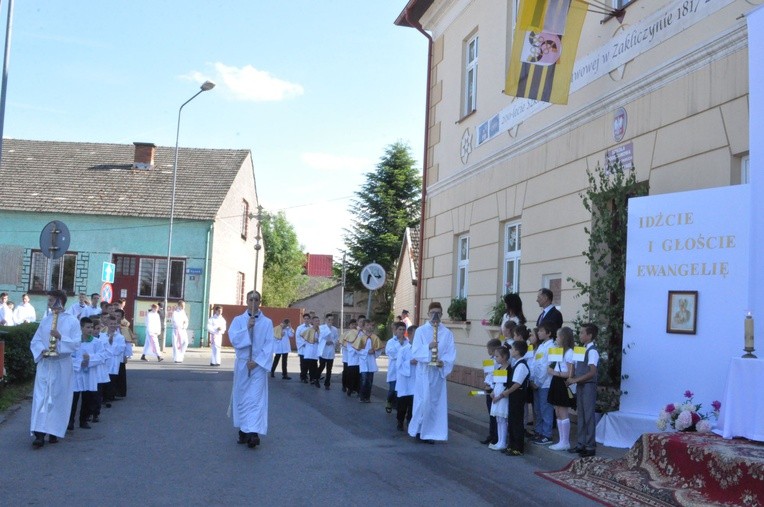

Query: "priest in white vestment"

xmin=171 ymin=300 xmax=189 ymax=363
xmin=408 ymin=302 xmax=456 ymax=442
xmin=228 ymin=290 xmax=273 ymax=448
xmin=29 ymin=291 xmax=81 ymax=447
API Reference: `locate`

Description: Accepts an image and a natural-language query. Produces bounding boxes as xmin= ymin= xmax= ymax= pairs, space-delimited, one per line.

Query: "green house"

xmin=0 ymin=139 xmax=263 ymax=347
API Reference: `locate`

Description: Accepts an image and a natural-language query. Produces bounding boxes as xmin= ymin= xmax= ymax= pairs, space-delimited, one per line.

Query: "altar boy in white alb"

xmin=29 ymin=290 xmax=81 ymax=448
xmin=228 ymin=290 xmax=273 ymax=449
xmin=408 ymin=301 xmax=456 ymax=443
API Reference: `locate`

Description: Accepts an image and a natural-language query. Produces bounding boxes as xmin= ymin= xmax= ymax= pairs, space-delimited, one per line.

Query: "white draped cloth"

xmin=408 ymin=322 xmax=456 ymax=441
xmin=172 ymin=308 xmax=189 ymax=362
xmin=207 ymin=314 xmax=227 ymax=365
xmin=228 ymin=310 xmax=273 ymax=435
xmin=71 ymin=339 xmax=107 ymax=392
xmin=14 ymin=302 xmax=36 ymax=324
xmin=386 ymin=338 xmax=406 ymax=382
xmin=272 ymin=324 xmax=293 ymax=355
xmin=395 ymin=342 xmax=415 ymax=396
xmin=100 ymin=332 xmax=126 ymax=375
xmin=143 ymin=310 xmax=162 ymax=357
xmin=317 ymin=324 xmax=338 ymax=360
xmin=29 ymin=312 xmax=81 ymax=438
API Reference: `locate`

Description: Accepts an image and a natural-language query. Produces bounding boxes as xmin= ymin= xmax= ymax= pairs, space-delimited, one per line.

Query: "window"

xmin=456 ymin=235 xmax=470 ymax=298
xmin=241 ymin=199 xmax=249 ymax=239
xmin=542 ymin=273 xmax=562 ymax=307
xmin=463 ymin=34 xmax=479 ymax=117
xmin=742 ymin=155 xmax=750 ymax=184
xmin=236 ymin=271 xmax=246 ymax=305
xmin=29 ymin=251 xmax=76 ymax=294
xmin=343 ymin=291 xmax=355 ymax=307
xmin=138 ymin=257 xmax=185 ymax=299
xmin=503 ymin=222 xmax=522 ymax=294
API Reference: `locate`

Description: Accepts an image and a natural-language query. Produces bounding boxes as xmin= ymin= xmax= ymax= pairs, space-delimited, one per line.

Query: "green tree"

xmin=568 ymin=158 xmax=647 ymax=411
xmin=261 ymin=211 xmax=307 ymax=307
xmin=342 ymin=142 xmax=421 ymax=320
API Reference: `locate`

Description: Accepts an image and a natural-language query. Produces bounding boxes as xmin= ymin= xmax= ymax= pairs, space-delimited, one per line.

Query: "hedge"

xmin=1 ymin=322 xmax=39 ymax=385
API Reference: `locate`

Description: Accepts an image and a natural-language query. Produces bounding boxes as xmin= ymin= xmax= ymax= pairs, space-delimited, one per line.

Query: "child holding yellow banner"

xmin=546 ymin=326 xmax=576 ymax=451
xmin=488 ymin=346 xmax=511 ymax=451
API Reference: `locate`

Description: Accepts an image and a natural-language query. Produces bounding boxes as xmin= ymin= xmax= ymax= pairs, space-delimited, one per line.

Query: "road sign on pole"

xmin=360 ymin=263 xmax=386 ymax=290
xmin=102 ymin=262 xmax=115 ymax=283
xmin=100 ymin=282 xmax=113 ymax=304
xmin=39 ymin=220 xmax=70 ymax=260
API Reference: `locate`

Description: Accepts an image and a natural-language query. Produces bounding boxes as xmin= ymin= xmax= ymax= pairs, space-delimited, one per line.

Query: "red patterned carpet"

xmin=537 ymin=432 xmax=764 ymax=506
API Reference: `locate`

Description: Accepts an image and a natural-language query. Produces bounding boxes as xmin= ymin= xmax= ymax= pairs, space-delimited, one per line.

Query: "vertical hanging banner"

xmin=505 ymin=0 xmax=587 ymax=104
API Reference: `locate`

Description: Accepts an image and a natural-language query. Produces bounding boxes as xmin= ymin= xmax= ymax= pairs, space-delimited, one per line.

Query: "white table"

xmin=715 ymin=357 xmax=764 ymax=441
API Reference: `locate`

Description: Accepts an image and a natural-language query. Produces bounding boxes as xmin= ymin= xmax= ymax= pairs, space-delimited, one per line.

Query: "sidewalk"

xmin=371 ymin=355 xmax=628 ymax=461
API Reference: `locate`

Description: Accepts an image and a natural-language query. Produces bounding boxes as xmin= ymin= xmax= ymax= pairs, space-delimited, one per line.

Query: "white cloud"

xmin=183 ymin=63 xmax=304 ymax=102
xmin=301 ymin=152 xmax=372 ymax=173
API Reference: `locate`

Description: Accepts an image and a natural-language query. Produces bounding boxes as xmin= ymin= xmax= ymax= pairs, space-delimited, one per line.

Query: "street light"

xmin=161 ymin=80 xmax=215 ymax=352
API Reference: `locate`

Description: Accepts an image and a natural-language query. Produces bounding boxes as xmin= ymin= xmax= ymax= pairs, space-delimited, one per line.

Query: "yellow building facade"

xmin=397 ymin=0 xmax=752 ymax=379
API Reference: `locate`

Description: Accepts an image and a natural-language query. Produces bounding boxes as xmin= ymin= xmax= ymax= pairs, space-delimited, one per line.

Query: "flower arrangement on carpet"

xmin=657 ymin=390 xmax=721 ymax=432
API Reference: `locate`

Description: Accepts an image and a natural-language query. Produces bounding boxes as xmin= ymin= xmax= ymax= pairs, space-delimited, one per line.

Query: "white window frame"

xmin=30 ymin=251 xmax=77 ymax=294
xmin=742 ymin=155 xmax=750 ymax=184
xmin=138 ymin=257 xmax=186 ymax=299
xmin=456 ymin=234 xmax=470 ymax=298
xmin=503 ymin=221 xmax=521 ymax=294
xmin=463 ymin=34 xmax=479 ymax=117
xmin=241 ymin=199 xmax=249 ymax=239
xmin=236 ymin=271 xmax=246 ymax=305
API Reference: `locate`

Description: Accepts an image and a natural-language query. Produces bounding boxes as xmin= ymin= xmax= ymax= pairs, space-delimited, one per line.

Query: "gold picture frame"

xmin=666 ymin=290 xmax=698 ymax=335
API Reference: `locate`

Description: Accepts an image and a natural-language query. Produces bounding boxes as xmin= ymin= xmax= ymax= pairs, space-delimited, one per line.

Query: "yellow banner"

xmin=505 ymin=0 xmax=587 ymax=104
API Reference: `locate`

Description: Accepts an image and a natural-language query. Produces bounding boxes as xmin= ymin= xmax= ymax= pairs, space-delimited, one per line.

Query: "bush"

xmin=447 ymin=297 xmax=467 ymax=321
xmin=1 ymin=323 xmax=38 ymax=385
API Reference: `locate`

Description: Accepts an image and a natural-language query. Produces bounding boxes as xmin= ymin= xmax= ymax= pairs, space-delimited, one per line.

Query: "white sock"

xmin=558 ymin=418 xmax=570 ymax=448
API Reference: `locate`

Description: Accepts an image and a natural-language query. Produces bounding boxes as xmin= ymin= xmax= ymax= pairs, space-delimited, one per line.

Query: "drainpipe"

xmin=405 ymin=8 xmax=432 ymax=326
xmin=201 ymin=222 xmax=214 ymax=347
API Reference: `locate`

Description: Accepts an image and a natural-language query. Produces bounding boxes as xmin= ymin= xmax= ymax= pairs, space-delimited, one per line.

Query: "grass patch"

xmin=0 ymin=380 xmax=33 ymax=412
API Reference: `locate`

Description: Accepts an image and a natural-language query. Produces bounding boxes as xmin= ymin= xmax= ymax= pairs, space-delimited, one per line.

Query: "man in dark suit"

xmin=536 ymin=288 xmax=563 ymax=335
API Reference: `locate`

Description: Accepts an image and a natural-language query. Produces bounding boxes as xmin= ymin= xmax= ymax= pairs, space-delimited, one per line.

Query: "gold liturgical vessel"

xmin=428 ymin=312 xmax=443 ymax=367
xmin=43 ymin=309 xmax=60 ymax=357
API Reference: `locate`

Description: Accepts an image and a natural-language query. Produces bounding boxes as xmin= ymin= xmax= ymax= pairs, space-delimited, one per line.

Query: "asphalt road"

xmin=0 ymin=350 xmax=597 ymax=506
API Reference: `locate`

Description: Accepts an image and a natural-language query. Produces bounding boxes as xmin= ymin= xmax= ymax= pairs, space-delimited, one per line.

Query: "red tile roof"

xmin=305 ymin=254 xmax=333 ymax=277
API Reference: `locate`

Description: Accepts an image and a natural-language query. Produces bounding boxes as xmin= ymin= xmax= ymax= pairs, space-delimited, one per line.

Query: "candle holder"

xmin=743 ymin=312 xmax=757 ymax=359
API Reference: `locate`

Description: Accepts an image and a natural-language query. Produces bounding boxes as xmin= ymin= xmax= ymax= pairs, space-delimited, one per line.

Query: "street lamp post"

xmin=160 ymin=80 xmax=215 ymax=352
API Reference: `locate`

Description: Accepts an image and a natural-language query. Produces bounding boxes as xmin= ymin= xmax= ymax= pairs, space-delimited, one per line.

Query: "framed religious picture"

xmin=666 ymin=290 xmax=698 ymax=334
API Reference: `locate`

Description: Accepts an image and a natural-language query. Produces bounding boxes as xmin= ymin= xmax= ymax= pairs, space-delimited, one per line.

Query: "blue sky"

xmin=2 ymin=1 xmax=427 ymax=257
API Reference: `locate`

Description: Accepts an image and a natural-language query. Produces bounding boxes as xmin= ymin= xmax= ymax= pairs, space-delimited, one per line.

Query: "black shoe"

xmin=347 ymin=389 xmax=353 ymax=397
xmin=32 ymin=434 xmax=45 ymax=448
xmin=567 ymin=446 xmax=584 ymax=454
xmin=48 ymin=435 xmax=59 ymax=444
xmin=397 ymin=422 xmax=404 ymax=431
xmin=237 ymin=430 xmax=247 ymax=444
xmin=578 ymin=449 xmax=596 ymax=457
xmin=341 ymin=387 xmax=347 ymax=393
xmin=157 ymin=357 xmax=164 ymax=362
xmin=140 ymin=355 xmax=148 ymax=361
xmin=270 ymin=372 xmax=275 ymax=378
xmin=313 ymin=381 xmax=320 ymax=388
xmin=282 ymin=376 xmax=292 ymax=380
xmin=325 ymin=385 xmax=330 ymax=390
xmin=416 ymin=434 xmax=434 ymax=445
xmin=79 ymin=422 xmax=92 ymax=429
xmin=91 ymin=416 xmax=100 ymax=423
xmin=302 ymin=379 xmax=309 ymax=384
xmin=105 ymin=403 xmax=112 ymax=408
xmin=247 ymin=433 xmax=260 ymax=448
xmin=67 ymin=422 xmax=74 ymax=431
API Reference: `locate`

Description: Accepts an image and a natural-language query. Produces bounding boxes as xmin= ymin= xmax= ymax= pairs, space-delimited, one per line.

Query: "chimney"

xmin=132 ymin=142 xmax=156 ymax=170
